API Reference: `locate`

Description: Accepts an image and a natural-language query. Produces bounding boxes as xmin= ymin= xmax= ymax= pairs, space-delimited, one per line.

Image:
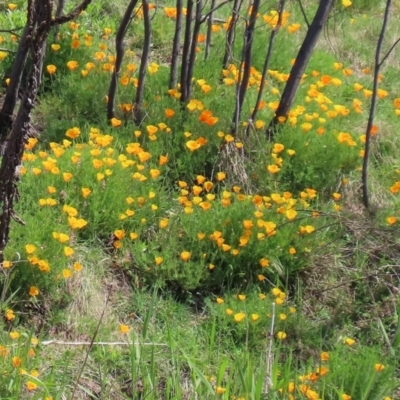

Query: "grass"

xmin=0 ymin=0 xmax=400 ymax=398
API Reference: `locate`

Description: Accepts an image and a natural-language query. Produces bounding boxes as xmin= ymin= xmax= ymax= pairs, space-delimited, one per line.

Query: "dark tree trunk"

xmin=185 ymin=0 xmax=202 ymax=101
xmin=0 ymin=25 xmax=31 ymax=141
xmin=133 ymin=0 xmax=151 ymax=124
xmin=107 ymin=0 xmax=139 ymax=120
xmin=266 ymin=0 xmax=334 ymax=140
xmin=180 ymin=0 xmax=194 ymax=103
xmin=231 ymin=0 xmax=261 ymax=134
xmin=222 ymin=0 xmax=242 ymax=70
xmin=205 ymin=0 xmax=216 ymax=60
xmin=0 ymin=0 xmax=53 ymax=262
xmin=169 ymin=0 xmax=183 ymax=89
xmin=249 ymin=0 xmax=285 ymax=134
xmin=53 ymin=0 xmax=65 ymax=41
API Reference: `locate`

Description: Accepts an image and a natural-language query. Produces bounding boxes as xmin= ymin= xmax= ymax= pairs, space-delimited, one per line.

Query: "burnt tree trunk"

xmin=266 ymin=0 xmax=334 ymax=140
xmin=185 ymin=0 xmax=202 ymax=101
xmin=180 ymin=0 xmax=194 ymax=103
xmin=249 ymin=0 xmax=285 ymax=134
xmin=0 ymin=0 xmax=93 ymax=262
xmin=133 ymin=0 xmax=151 ymax=124
xmin=107 ymin=0 xmax=139 ymax=120
xmin=169 ymin=0 xmax=183 ymax=89
xmin=0 ymin=0 xmax=53 ymax=262
xmin=0 ymin=25 xmax=31 ymax=142
xmin=222 ymin=0 xmax=242 ymax=70
xmin=231 ymin=0 xmax=260 ymax=134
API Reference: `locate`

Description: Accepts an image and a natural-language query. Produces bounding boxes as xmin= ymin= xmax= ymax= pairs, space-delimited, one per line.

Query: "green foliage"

xmin=0 ymin=0 xmax=399 ymax=398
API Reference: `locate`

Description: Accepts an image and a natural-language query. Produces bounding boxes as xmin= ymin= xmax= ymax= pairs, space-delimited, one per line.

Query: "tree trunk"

xmin=231 ymin=0 xmax=261 ymax=134
xmin=266 ymin=0 xmax=334 ymax=140
xmin=0 ymin=24 xmax=31 ymax=142
xmin=133 ymin=0 xmax=151 ymax=124
xmin=169 ymin=0 xmax=183 ymax=89
xmin=0 ymin=0 xmax=53 ymax=262
xmin=107 ymin=0 xmax=139 ymax=120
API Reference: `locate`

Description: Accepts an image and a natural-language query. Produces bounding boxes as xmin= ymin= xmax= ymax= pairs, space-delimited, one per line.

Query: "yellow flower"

xmin=285 ymin=209 xmax=297 ymax=220
xmin=259 ymin=258 xmax=269 ymax=268
xmin=216 ymin=172 xmax=226 ymax=181
xmin=234 ymin=312 xmax=246 ymax=322
xmin=63 ymin=247 xmax=74 ymax=257
xmin=148 ymin=62 xmax=159 ymax=74
xmin=374 ymin=363 xmax=385 ymax=372
xmin=46 ymin=65 xmax=57 ymax=75
xmin=186 ymin=140 xmax=201 ymax=151
xmin=29 ymin=286 xmax=39 ymax=296
xmin=62 ymin=269 xmax=72 ymax=279
xmin=180 ymin=251 xmax=191 ymax=261
xmin=276 ymin=331 xmax=287 ymax=339
xmin=267 ymin=164 xmax=280 ymax=174
xmin=159 ymin=218 xmax=169 ymax=229
xmin=120 ymin=324 xmax=130 ymax=334
xmin=238 ymin=294 xmax=246 ymax=301
xmin=73 ymin=262 xmax=82 ymax=271
xmin=2 ymin=260 xmax=12 ymax=269
xmin=65 ymin=127 xmax=80 ymax=139
xmin=66 ymin=60 xmax=79 ymax=71
xmin=216 ymin=297 xmax=224 ymax=304
xmin=25 ymin=244 xmax=37 ymax=254
xmin=225 ymin=308 xmax=233 ymax=315
xmin=12 ymin=356 xmax=22 ymax=367
xmin=8 ymin=3 xmax=18 ymax=11
xmin=9 ymin=331 xmax=20 ymax=340
xmin=155 ymin=257 xmax=163 ymax=265
xmin=5 ymin=309 xmax=15 ymax=320
xmin=111 ymin=118 xmax=122 ymax=127
xmin=345 ymin=337 xmax=355 ymax=346
xmin=387 ymin=216 xmax=397 ymax=225
xmin=81 ymin=187 xmax=91 ymax=198
xmin=114 ymin=229 xmax=125 ymax=240
xmin=215 ymin=387 xmax=226 ymax=395
xmin=26 ymin=381 xmax=38 ymax=391
xmin=300 ymin=225 xmax=315 ymax=234
xmin=251 ymin=314 xmax=259 ymax=322
xmin=51 ymin=44 xmax=61 ymax=52
xmin=63 ymin=172 xmax=73 ymax=182
xmin=342 ymin=394 xmax=351 ymax=400
xmin=320 ymin=352 xmax=329 ymax=361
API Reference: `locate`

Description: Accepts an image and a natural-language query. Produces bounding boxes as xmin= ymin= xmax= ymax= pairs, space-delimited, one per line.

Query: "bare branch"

xmin=297 ymin=0 xmax=309 ymax=28
xmin=205 ymin=0 xmax=216 ymax=60
xmin=41 ymin=340 xmax=167 ymax=346
xmin=200 ymin=0 xmax=232 ymax=23
xmin=379 ymin=36 xmax=400 ymax=66
xmin=107 ymin=0 xmax=139 ymax=120
xmin=169 ymin=0 xmax=183 ymax=89
xmin=362 ymin=0 xmax=392 ymax=210
xmin=249 ymin=0 xmax=285 ymax=132
xmin=231 ymin=0 xmax=261 ymax=134
xmin=51 ymin=0 xmax=92 ymax=25
xmin=0 ymin=48 xmax=16 ymax=54
xmin=133 ymin=0 xmax=151 ymax=124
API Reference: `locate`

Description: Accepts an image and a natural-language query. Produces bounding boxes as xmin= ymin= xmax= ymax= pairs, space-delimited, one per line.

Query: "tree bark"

xmin=180 ymin=0 xmax=194 ymax=103
xmin=133 ymin=0 xmax=151 ymax=124
xmin=222 ymin=0 xmax=242 ymax=70
xmin=266 ymin=0 xmax=334 ymax=140
xmin=169 ymin=0 xmax=183 ymax=89
xmin=0 ymin=0 xmax=53 ymax=262
xmin=107 ymin=0 xmax=139 ymax=120
xmin=231 ymin=0 xmax=261 ymax=134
